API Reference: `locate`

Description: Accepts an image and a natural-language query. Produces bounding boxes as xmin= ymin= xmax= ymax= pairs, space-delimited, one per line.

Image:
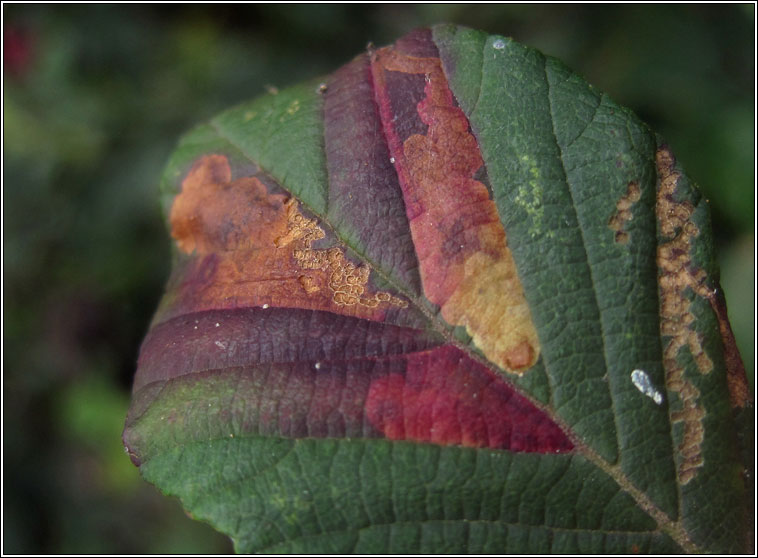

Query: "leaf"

xmin=123 ymin=25 xmax=752 ymax=553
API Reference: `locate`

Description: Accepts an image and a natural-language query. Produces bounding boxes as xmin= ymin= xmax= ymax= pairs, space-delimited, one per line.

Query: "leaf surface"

xmin=124 ymin=25 xmax=751 ymax=554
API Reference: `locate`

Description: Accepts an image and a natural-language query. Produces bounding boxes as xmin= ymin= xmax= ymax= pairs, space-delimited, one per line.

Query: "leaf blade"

xmin=138 ymin=436 xmax=682 ymax=554
xmin=434 ymin=23 xmax=750 ymax=552
xmin=124 ymin=24 xmax=751 ymax=554
xmin=435 ymin=25 xmax=621 ymax=464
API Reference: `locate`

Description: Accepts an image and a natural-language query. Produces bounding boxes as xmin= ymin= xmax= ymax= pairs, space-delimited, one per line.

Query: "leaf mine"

xmin=275 ymin=199 xmax=407 ymax=309
xmin=371 ymin=39 xmax=540 ymax=375
xmin=655 ymin=146 xmax=713 ymax=485
xmin=166 ymin=154 xmax=406 ymax=323
xmin=608 ymin=180 xmax=641 ymax=244
xmin=123 ymin=25 xmax=751 ymax=554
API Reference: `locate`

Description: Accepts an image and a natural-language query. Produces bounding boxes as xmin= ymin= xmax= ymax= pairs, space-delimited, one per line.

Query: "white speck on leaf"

xmin=631 ymin=369 xmax=664 ymax=405
xmin=215 ymin=322 xmax=220 ymax=327
xmin=262 ymin=303 xmax=270 ymax=309
xmin=493 ymin=39 xmax=506 ymax=50
xmin=215 ymin=340 xmax=227 ymax=350
xmin=314 ymin=362 xmax=322 ymax=370
xmin=389 ymin=157 xmax=395 ymax=164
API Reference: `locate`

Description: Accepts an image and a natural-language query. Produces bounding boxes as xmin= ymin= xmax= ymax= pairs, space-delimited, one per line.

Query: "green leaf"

xmin=124 ymin=25 xmax=751 ymax=553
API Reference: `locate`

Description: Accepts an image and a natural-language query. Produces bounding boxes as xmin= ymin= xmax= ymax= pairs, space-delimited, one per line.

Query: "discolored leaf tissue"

xmin=123 ymin=25 xmax=752 ymax=553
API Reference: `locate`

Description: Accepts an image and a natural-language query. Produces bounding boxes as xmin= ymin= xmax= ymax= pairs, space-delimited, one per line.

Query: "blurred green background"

xmin=3 ymin=4 xmax=753 ymax=554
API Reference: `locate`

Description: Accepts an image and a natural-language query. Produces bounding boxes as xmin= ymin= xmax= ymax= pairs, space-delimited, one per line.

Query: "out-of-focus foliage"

xmin=3 ymin=4 xmax=753 ymax=553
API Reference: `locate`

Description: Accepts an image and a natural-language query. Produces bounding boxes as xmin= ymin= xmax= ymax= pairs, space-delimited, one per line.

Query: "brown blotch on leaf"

xmin=608 ymin=180 xmax=641 ymax=244
xmin=276 ymin=199 xmax=408 ymax=309
xmin=170 ymin=154 xmax=288 ymax=255
xmin=503 ymin=341 xmax=535 ymax=371
xmin=655 ymin=146 xmax=716 ymax=485
xmin=167 ymin=155 xmax=406 ymax=319
xmin=668 ymin=374 xmax=706 ymax=484
xmin=298 ymin=275 xmax=320 ymax=294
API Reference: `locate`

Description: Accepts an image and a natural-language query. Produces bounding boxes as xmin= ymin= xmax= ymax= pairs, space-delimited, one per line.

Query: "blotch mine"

xmin=165 ymin=155 xmax=406 ymax=324
xmin=371 ymin=42 xmax=540 ymax=375
xmin=276 ymin=199 xmax=407 ymax=309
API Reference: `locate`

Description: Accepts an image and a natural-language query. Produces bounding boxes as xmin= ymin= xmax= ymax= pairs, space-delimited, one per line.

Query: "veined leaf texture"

xmin=123 ymin=25 xmax=752 ymax=554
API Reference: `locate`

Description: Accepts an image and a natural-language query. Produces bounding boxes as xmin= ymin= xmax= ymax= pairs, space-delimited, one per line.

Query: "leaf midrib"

xmin=203 ymin=119 xmax=539 ymax=381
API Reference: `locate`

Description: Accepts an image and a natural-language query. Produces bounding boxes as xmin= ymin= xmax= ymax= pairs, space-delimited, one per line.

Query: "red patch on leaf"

xmin=366 ymin=346 xmax=573 ymax=453
xmin=369 ymin=39 xmax=540 ymax=374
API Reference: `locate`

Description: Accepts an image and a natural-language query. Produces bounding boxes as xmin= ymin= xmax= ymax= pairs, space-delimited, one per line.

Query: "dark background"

xmin=3 ymin=4 xmax=754 ymax=553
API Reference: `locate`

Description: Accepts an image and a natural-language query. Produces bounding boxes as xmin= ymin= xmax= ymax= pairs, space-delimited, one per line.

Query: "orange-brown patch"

xmin=276 ymin=199 xmax=407 ymax=309
xmin=168 ymin=155 xmax=405 ymax=319
xmin=608 ymin=180 xmax=641 ymax=244
xmin=170 ymin=154 xmax=285 ymax=255
xmin=371 ymin=47 xmax=539 ymax=375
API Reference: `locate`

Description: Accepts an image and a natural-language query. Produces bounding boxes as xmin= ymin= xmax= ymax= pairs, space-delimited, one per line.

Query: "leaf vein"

xmin=542 ymin=57 xmax=622 ymax=463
